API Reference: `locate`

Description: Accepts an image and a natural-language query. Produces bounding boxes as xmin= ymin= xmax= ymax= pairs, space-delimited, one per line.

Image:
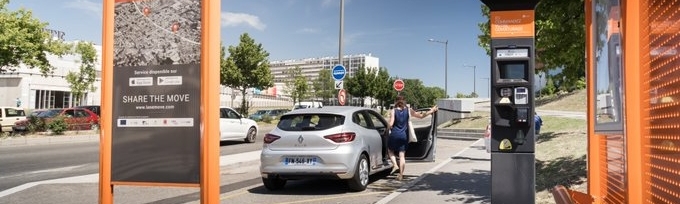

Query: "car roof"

xmin=285 ymin=106 xmax=370 ymax=116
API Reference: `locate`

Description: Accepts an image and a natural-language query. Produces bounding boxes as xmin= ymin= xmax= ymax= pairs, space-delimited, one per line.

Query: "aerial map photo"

xmin=113 ymin=0 xmax=201 ymax=67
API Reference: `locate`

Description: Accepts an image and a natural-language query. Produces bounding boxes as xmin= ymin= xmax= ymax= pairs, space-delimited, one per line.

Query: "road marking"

xmin=375 ymin=139 xmax=484 ymax=204
xmin=274 ymin=191 xmax=385 ymax=204
xmin=27 ymin=164 xmax=88 ymax=174
xmin=0 ymin=150 xmax=263 ymax=199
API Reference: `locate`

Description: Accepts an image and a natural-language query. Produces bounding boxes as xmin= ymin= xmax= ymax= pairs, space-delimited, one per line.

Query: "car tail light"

xmin=324 ymin=132 xmax=356 ymax=143
xmin=263 ymin=134 xmax=281 ymax=144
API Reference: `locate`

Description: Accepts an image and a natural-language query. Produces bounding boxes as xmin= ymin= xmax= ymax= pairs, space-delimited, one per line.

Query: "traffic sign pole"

xmin=333 ymin=65 xmax=347 ymax=106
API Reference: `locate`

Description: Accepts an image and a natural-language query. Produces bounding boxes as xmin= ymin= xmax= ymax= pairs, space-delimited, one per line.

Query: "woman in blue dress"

xmin=387 ymin=96 xmax=438 ymax=180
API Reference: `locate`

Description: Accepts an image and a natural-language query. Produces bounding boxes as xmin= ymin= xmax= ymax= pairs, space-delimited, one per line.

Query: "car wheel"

xmin=347 ymin=154 xmax=369 ymax=191
xmin=262 ymin=176 xmax=286 ymax=191
xmin=244 ymin=127 xmax=257 ymax=143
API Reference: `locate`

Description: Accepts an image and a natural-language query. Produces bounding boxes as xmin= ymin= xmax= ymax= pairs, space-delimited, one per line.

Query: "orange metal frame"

xmin=584 ymin=0 xmax=600 ymax=203
xmin=586 ymin=0 xmax=652 ymax=203
xmin=99 ymin=0 xmax=220 ymax=203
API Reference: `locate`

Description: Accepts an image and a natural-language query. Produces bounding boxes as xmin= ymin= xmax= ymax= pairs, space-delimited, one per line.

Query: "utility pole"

xmin=339 ymin=0 xmax=344 ymax=67
xmin=464 ymin=65 xmax=477 ymax=96
xmin=482 ymin=77 xmax=490 ymax=98
xmin=428 ymin=39 xmax=448 ymax=97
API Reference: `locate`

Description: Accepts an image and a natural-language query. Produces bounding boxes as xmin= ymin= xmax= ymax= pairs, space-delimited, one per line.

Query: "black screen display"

xmin=499 ymin=62 xmax=527 ymax=80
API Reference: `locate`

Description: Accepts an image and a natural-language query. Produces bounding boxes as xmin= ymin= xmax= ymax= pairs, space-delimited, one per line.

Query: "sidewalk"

xmin=378 ymin=139 xmax=491 ymax=204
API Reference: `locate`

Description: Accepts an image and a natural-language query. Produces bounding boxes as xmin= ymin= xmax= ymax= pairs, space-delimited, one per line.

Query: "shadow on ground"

xmin=536 ymin=131 xmax=572 ymax=144
xmin=409 ymin=169 xmax=491 ymax=203
xmin=536 ymin=155 xmax=587 ymax=191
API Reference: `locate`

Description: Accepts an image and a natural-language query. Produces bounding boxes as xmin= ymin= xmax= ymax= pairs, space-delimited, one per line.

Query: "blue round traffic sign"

xmin=332 ymin=65 xmax=346 ymax=80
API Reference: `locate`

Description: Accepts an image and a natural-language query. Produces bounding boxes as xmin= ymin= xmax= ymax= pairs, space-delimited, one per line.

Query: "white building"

xmin=268 ymin=54 xmax=379 ymax=105
xmin=0 ymin=42 xmax=103 ymax=109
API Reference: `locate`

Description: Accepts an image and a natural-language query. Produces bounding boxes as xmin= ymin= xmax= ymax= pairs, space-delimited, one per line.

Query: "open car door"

xmin=405 ymin=111 xmax=438 ymax=162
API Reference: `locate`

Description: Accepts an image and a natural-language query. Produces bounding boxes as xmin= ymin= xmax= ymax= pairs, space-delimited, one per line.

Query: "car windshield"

xmin=36 ymin=109 xmax=62 ymax=118
xmin=277 ymin=114 xmax=344 ymax=131
xmin=254 ymin=110 xmax=269 ymax=115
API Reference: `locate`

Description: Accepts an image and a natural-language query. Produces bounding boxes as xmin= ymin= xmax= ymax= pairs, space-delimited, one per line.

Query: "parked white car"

xmin=0 ymin=107 xmax=26 ymax=133
xmin=219 ymin=107 xmax=259 ymax=143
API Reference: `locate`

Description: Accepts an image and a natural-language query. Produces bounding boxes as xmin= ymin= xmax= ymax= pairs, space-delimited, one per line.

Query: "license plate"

xmin=284 ymin=156 xmax=317 ymax=166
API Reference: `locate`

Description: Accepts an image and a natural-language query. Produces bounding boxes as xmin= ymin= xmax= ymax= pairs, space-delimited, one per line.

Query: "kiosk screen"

xmin=499 ymin=62 xmax=527 ymax=80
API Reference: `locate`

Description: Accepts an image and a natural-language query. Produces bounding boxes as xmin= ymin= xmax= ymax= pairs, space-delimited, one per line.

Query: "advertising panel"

xmin=112 ymin=0 xmax=201 ymax=184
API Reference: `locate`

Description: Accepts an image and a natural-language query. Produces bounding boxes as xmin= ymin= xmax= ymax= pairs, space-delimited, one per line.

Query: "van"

xmin=293 ymin=101 xmax=323 ymax=110
xmin=0 ymin=107 xmax=26 ymax=133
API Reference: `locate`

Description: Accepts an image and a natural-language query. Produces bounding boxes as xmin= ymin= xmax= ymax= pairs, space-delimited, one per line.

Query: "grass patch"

xmin=536 ymin=89 xmax=587 ymax=112
xmin=441 ymin=111 xmax=490 ymax=129
xmin=536 ymin=129 xmax=588 ymax=203
xmin=539 ymin=116 xmax=587 ymax=133
xmin=444 ymin=111 xmax=588 ymax=203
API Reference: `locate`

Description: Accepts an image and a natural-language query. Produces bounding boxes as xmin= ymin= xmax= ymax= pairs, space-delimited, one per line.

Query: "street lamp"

xmin=463 ymin=65 xmax=477 ymax=97
xmin=482 ymin=77 xmax=490 ymax=98
xmin=428 ymin=39 xmax=448 ymax=97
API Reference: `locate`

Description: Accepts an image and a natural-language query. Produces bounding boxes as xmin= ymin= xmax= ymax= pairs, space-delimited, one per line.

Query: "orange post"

xmin=200 ymin=0 xmax=221 ymax=203
xmin=622 ymin=0 xmax=643 ymax=203
xmin=99 ymin=0 xmax=114 ymax=203
xmin=584 ymin=0 xmax=601 ymax=203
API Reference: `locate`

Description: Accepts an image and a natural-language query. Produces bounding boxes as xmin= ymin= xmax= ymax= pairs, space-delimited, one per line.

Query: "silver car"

xmin=260 ymin=106 xmax=438 ymax=191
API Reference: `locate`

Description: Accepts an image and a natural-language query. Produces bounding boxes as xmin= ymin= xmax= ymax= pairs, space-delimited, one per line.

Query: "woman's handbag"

xmin=407 ymin=108 xmax=417 ymax=143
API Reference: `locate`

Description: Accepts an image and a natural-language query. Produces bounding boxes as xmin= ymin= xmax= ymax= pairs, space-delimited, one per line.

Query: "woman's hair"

xmin=395 ymin=96 xmax=406 ymax=108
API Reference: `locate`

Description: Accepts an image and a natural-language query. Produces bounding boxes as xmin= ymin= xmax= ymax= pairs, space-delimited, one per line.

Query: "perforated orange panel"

xmin=642 ymin=0 xmax=680 ymax=203
xmin=599 ymin=134 xmax=627 ymax=203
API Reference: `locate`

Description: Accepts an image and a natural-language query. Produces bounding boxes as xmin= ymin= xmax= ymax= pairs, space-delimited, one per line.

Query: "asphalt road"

xmin=0 ymin=125 xmax=275 ymax=192
xmin=0 ymin=115 xmax=433 ymax=192
xmin=0 ymin=142 xmax=100 ymax=192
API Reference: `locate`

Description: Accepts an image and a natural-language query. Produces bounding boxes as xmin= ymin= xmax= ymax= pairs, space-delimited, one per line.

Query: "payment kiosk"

xmin=491 ymin=46 xmax=536 ymax=150
xmin=481 ymin=0 xmax=539 ymax=203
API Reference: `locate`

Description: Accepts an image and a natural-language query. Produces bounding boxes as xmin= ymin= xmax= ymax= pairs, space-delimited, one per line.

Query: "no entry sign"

xmin=338 ymin=89 xmax=347 ymax=106
xmin=393 ymin=79 xmax=405 ymax=92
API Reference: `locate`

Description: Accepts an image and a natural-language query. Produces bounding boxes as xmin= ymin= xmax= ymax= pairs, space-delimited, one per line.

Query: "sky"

xmin=8 ymin=0 xmax=493 ymax=98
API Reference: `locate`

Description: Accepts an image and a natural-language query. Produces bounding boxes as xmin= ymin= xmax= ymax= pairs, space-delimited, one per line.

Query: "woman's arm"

xmin=410 ymin=106 xmax=438 ymax=119
xmin=388 ymin=109 xmax=395 ymax=130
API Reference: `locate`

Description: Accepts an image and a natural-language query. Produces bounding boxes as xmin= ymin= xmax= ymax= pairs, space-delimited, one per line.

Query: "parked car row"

xmin=13 ymin=108 xmax=100 ymax=132
xmin=248 ymin=109 xmax=289 ymax=121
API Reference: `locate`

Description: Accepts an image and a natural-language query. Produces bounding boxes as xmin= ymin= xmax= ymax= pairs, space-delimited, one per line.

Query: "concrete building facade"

xmin=269 ymin=54 xmax=379 ymax=105
xmin=0 ymin=42 xmax=103 ymax=109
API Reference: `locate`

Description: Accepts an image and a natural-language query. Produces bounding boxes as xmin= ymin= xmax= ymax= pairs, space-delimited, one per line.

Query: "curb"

xmin=0 ymin=134 xmax=99 ymax=147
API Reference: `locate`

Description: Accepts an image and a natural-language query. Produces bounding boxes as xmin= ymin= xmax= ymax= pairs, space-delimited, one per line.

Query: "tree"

xmin=542 ymin=75 xmax=557 ymax=96
xmin=345 ymin=65 xmax=375 ymax=107
xmin=66 ymin=41 xmax=97 ymax=106
xmin=422 ymin=86 xmax=446 ymax=107
xmin=220 ymin=34 xmax=274 ymax=115
xmin=0 ymin=0 xmax=71 ymax=74
xmin=373 ymin=67 xmax=394 ymax=114
xmin=312 ymin=68 xmax=334 ymax=104
xmin=477 ymin=0 xmax=585 ymax=91
xmin=285 ymin=66 xmax=308 ymax=104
